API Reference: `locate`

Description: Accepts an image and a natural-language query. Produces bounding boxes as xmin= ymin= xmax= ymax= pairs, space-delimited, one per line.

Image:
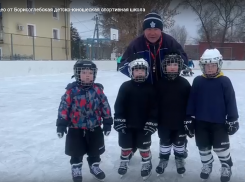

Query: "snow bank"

xmin=0 ymin=60 xmax=244 ymax=78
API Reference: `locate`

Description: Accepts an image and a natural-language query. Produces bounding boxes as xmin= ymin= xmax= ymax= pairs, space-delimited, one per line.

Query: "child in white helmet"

xmin=114 ymin=56 xmax=158 ymax=180
xmin=185 ymin=49 xmax=239 ymax=182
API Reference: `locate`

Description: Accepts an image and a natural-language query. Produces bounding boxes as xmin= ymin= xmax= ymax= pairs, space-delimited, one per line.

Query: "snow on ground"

xmin=0 ymin=70 xmax=244 ymax=182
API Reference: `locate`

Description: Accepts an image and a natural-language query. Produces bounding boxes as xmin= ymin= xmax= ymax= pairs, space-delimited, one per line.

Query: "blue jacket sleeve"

xmin=223 ymin=77 xmax=239 ymax=122
xmin=186 ymin=77 xmax=198 ymax=117
xmin=119 ymin=42 xmax=136 ymax=78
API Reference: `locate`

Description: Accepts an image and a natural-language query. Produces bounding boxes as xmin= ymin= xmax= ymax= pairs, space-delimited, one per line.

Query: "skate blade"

xmin=92 ymin=175 xmax=105 ymax=182
xmin=201 ymin=177 xmax=210 ymax=182
xmin=156 ymin=173 xmax=163 ymax=177
xmin=142 ymin=171 xmax=152 ymax=181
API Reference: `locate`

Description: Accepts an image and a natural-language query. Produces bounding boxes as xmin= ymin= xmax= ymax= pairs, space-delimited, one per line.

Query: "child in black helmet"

xmin=155 ymin=52 xmax=191 ymax=177
xmin=56 ymin=60 xmax=113 ymax=182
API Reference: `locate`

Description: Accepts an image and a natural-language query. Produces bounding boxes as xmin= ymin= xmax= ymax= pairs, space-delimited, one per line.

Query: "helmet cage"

xmin=74 ymin=67 xmax=97 ymax=87
xmin=161 ymin=54 xmax=184 ymax=80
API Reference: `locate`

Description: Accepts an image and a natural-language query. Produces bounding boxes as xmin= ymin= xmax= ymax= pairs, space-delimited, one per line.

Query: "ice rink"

xmin=0 ymin=70 xmax=244 ymax=182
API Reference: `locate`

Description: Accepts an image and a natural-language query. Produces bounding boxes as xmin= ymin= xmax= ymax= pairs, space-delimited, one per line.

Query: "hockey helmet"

xmin=161 ymin=53 xmax=184 ymax=80
xmin=199 ymin=48 xmax=223 ymax=78
xmin=128 ymin=58 xmax=149 ymax=82
xmin=73 ymin=60 xmax=97 ymax=86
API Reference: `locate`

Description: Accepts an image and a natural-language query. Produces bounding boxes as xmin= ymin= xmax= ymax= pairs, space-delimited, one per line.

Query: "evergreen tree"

xmin=70 ymin=23 xmax=86 ymax=59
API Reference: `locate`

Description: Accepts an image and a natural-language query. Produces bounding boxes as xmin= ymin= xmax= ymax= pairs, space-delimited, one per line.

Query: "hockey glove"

xmin=144 ymin=121 xmax=157 ymax=135
xmin=103 ymin=124 xmax=111 ymax=136
xmin=57 ymin=126 xmax=67 ymax=138
xmin=113 ymin=118 xmax=127 ymax=134
xmin=225 ymin=120 xmax=239 ymax=135
xmin=94 ymin=83 xmax=104 ymax=90
xmin=184 ymin=120 xmax=194 ymax=138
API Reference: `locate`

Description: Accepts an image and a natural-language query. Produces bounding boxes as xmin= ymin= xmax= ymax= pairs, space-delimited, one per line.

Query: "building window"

xmin=27 ymin=0 xmax=34 ymax=8
xmin=27 ymin=25 xmax=35 ymax=36
xmin=52 ymin=8 xmax=59 ymax=19
xmin=53 ymin=29 xmax=59 ymax=39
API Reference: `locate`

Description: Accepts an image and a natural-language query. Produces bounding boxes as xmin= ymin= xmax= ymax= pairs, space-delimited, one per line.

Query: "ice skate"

xmin=175 ymin=157 xmax=186 ymax=177
xmin=141 ymin=160 xmax=152 ymax=180
xmin=71 ymin=162 xmax=83 ymax=182
xmin=118 ymin=160 xmax=129 ymax=178
xmin=90 ymin=162 xmax=105 ymax=181
xmin=200 ymin=163 xmax=212 ymax=181
xmin=156 ymin=159 xmax=168 ymax=176
xmin=220 ymin=163 xmax=232 ymax=182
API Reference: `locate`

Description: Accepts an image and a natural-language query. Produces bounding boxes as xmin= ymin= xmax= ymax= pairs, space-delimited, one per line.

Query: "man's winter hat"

xmin=143 ymin=12 xmax=163 ymax=31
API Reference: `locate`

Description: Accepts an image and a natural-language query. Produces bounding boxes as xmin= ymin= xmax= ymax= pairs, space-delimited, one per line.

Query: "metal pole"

xmin=51 ymin=38 xmax=53 ymax=60
xmin=33 ymin=36 xmax=35 ymax=60
xmin=11 ymin=34 xmax=13 ymax=60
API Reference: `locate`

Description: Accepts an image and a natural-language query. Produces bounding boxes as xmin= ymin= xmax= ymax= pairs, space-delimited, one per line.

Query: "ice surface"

xmin=0 ymin=70 xmax=244 ymax=182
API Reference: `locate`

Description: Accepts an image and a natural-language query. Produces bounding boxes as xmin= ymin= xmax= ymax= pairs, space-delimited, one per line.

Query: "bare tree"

xmin=90 ymin=0 xmax=180 ymax=50
xmin=197 ymin=17 xmax=223 ymax=42
xmin=181 ymin=0 xmax=218 ymax=48
xmin=232 ymin=15 xmax=245 ymax=42
xmin=169 ymin=25 xmax=188 ymax=47
xmin=209 ymin=0 xmax=245 ymax=44
xmin=181 ymin=0 xmax=245 ymax=48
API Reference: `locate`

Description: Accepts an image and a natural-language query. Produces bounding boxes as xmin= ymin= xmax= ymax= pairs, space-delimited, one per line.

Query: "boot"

xmin=71 ymin=162 xmax=82 ymax=182
xmin=141 ymin=160 xmax=152 ymax=180
xmin=90 ymin=162 xmax=105 ymax=181
xmin=118 ymin=160 xmax=129 ymax=176
xmin=156 ymin=159 xmax=168 ymax=175
xmin=175 ymin=157 xmax=186 ymax=175
xmin=220 ymin=163 xmax=232 ymax=182
xmin=200 ymin=163 xmax=213 ymax=180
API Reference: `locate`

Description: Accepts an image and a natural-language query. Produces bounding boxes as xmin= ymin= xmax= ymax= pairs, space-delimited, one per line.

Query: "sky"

xmin=70 ymin=0 xmax=200 ymax=44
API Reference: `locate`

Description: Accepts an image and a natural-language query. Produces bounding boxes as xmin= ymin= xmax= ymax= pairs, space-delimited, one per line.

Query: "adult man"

xmin=118 ymin=11 xmax=189 ymax=173
xmin=119 ymin=12 xmax=188 ymax=84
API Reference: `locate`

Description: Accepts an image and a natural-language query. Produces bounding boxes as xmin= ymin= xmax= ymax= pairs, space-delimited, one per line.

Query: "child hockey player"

xmin=114 ymin=57 xmax=158 ymax=180
xmin=56 ymin=60 xmax=113 ymax=182
xmin=185 ymin=49 xmax=239 ymax=182
xmin=155 ymin=53 xmax=191 ymax=176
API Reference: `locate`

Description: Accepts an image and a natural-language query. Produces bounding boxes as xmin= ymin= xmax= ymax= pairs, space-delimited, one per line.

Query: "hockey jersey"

xmin=156 ymin=76 xmax=191 ymax=129
xmin=114 ymin=80 xmax=158 ymax=129
xmin=186 ymin=73 xmax=239 ymax=123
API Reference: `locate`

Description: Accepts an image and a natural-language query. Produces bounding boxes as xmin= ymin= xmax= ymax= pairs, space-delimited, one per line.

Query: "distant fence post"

xmin=11 ymin=34 xmax=13 ymax=60
xmin=33 ymin=36 xmax=35 ymax=60
xmin=51 ymin=38 xmax=53 ymax=60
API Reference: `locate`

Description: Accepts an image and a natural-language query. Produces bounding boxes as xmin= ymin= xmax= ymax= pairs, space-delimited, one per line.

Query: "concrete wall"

xmin=0 ymin=60 xmax=244 ymax=78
